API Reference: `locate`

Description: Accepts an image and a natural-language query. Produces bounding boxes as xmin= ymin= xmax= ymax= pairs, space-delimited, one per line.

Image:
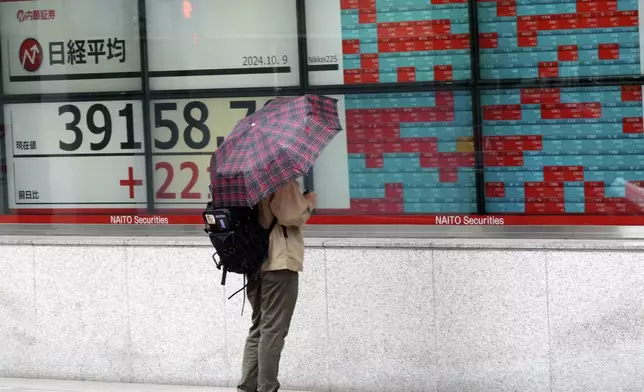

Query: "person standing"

xmin=237 ymin=180 xmax=316 ymax=392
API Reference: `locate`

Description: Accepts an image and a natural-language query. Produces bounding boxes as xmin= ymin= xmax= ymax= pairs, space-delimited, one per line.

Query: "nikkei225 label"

xmin=150 ymin=97 xmax=277 ymax=209
xmin=4 ymin=101 xmax=146 ymax=210
xmin=0 ymin=0 xmax=141 ymax=94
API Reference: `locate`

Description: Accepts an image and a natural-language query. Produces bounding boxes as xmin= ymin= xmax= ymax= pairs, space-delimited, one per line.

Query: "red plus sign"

xmin=120 ymin=167 xmax=143 ymax=199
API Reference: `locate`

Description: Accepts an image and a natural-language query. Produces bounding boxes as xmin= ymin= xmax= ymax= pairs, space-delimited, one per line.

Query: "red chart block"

xmin=558 ymin=45 xmax=579 ymax=61
xmin=524 ymin=182 xmax=565 ymax=199
xmin=346 ymin=123 xmax=400 ymax=139
xmin=517 ymin=31 xmax=538 ymax=47
xmin=623 ymin=117 xmax=644 ymax=134
xmin=517 ymin=11 xmax=638 ymax=31
xmin=348 ymin=142 xmax=384 ymax=154
xmin=349 ymin=107 xmax=454 ymax=123
xmin=439 ymin=168 xmax=459 ymax=183
xmin=615 ymin=11 xmax=639 ymax=27
xmin=497 ymin=0 xmax=517 ymax=16
xmin=378 ymin=21 xmax=452 ymax=39
xmin=538 ymin=61 xmax=559 ymax=78
xmin=484 ymin=151 xmax=524 ymax=166
xmin=396 ymin=139 xmax=437 ymax=153
xmin=342 ymin=40 xmax=361 ymax=55
xmin=365 ymin=153 xmax=384 ymax=168
xmin=439 ymin=153 xmax=461 ymax=168
xmin=484 ymin=135 xmax=543 ymax=151
xmin=584 ymin=202 xmax=606 ymax=214
xmin=479 ymin=33 xmax=499 ymax=49
xmin=441 ymin=152 xmax=475 ymax=168
xmin=344 ymin=69 xmax=380 ymax=84
xmin=598 ymin=43 xmax=620 ymax=59
xmin=435 ymin=91 xmax=455 ymax=107
xmin=621 ymin=85 xmax=642 ymax=101
xmin=397 ymin=66 xmax=416 ymax=82
xmin=377 ymin=35 xmax=470 ymax=53
xmin=521 ymin=88 xmax=561 ymax=104
xmin=585 ymin=199 xmax=640 ymax=215
xmin=347 ymin=142 xmax=363 ymax=154
xmin=486 ymin=182 xmax=506 ymax=198
xmin=544 ymin=166 xmax=585 ymax=182
xmin=483 ymin=104 xmax=522 ymax=121
xmin=360 ymin=53 xmax=379 ymax=69
xmin=584 ymin=181 xmax=605 ymax=198
xmin=517 ymin=16 xmax=538 ymax=31
xmin=420 ymin=153 xmax=440 ymax=168
xmin=434 ymin=65 xmax=453 ymax=81
xmin=589 ymin=198 xmax=631 ymax=215
xmin=419 ymin=152 xmax=474 ymax=168
xmin=340 ymin=0 xmax=360 ymax=9
xmin=359 ymin=11 xmax=377 ymax=24
xmin=540 ymin=103 xmax=602 ymax=119
xmin=350 ymin=199 xmax=405 ymax=214
xmin=385 ymin=183 xmax=404 ymax=200
xmin=402 ymin=138 xmax=438 ymax=153
xmin=577 ymin=0 xmax=617 ymax=12
xmin=348 ymin=138 xmax=438 ymax=154
xmin=525 ymin=202 xmax=566 ymax=214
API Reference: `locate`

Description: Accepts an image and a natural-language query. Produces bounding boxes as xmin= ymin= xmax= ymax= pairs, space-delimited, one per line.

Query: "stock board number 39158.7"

xmin=56 ymin=101 xmax=259 ymax=153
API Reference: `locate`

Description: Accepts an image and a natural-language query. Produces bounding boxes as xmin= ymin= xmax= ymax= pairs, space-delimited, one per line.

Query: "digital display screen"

xmin=478 ymin=0 xmax=641 ymax=78
xmin=344 ymin=91 xmax=476 ymax=214
xmin=4 ymin=101 xmax=146 ymax=211
xmin=307 ymin=0 xmax=471 ymax=85
xmin=0 ymin=0 xmax=141 ymax=94
xmin=146 ymin=0 xmax=299 ymax=90
xmin=483 ymin=85 xmax=644 ymax=214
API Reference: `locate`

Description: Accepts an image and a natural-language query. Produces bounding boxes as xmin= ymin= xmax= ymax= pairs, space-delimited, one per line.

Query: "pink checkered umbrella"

xmin=209 ymin=94 xmax=342 ymax=208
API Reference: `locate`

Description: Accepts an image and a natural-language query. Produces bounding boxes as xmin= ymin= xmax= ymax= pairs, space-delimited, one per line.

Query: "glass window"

xmin=1 ymin=0 xmax=644 ymax=235
xmin=4 ymin=100 xmax=146 ymax=213
xmin=482 ymin=85 xmax=644 ymax=215
xmin=477 ymin=0 xmax=640 ymax=79
xmin=146 ymin=0 xmax=299 ymax=90
xmin=150 ymin=96 xmax=279 ymax=210
xmin=313 ymin=91 xmax=476 ymax=215
xmin=306 ymin=0 xmax=471 ymax=85
xmin=0 ymin=0 xmax=141 ymax=94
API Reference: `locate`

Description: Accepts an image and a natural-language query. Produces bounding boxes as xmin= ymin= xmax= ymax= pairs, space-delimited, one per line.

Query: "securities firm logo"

xmin=17 ymin=9 xmax=56 ymax=22
xmin=19 ymin=38 xmax=43 ymax=72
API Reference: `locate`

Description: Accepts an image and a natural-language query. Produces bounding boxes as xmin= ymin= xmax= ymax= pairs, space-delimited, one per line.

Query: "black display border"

xmin=1 ymin=0 xmax=644 ymax=217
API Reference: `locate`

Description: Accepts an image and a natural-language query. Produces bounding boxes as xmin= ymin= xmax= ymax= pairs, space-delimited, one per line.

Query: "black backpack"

xmin=202 ymin=201 xmax=278 ymax=300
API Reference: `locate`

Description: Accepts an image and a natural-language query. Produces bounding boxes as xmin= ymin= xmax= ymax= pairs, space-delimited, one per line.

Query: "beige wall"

xmin=1 ymin=237 xmax=644 ymax=392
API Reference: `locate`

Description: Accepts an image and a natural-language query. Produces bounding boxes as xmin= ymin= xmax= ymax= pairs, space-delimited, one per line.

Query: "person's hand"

xmin=304 ymin=191 xmax=317 ymax=209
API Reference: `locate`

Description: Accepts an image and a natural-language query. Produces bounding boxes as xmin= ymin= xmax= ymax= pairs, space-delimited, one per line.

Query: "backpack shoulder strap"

xmin=268 ymin=216 xmax=279 ymax=233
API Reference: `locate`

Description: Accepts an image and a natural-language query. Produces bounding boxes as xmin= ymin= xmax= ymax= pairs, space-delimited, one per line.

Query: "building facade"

xmin=1 ymin=1 xmax=644 ymax=391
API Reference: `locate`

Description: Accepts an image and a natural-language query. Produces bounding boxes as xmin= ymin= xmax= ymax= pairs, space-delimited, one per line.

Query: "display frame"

xmin=2 ymin=0 xmax=644 ymax=238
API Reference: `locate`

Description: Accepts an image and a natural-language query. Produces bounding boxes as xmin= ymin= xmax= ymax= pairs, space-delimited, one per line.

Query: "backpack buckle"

xmin=212 ymin=252 xmax=222 ymax=269
xmin=203 ymin=208 xmax=232 ymax=233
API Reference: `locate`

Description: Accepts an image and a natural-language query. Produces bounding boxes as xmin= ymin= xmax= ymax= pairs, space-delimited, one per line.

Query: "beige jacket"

xmin=258 ymin=181 xmax=314 ymax=272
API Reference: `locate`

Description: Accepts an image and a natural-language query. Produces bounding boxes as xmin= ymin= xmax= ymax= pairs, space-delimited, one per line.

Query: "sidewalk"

xmin=0 ymin=378 xmax=308 ymax=392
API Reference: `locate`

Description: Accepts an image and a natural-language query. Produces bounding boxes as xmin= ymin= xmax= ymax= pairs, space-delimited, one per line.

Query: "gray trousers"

xmin=237 ymin=269 xmax=299 ymax=392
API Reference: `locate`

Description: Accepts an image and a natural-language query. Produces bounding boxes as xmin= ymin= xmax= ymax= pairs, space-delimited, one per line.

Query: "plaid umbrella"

xmin=209 ymin=94 xmax=342 ymax=208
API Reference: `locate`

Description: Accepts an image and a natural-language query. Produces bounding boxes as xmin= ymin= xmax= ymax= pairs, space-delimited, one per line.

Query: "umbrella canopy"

xmin=209 ymin=94 xmax=342 ymax=208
